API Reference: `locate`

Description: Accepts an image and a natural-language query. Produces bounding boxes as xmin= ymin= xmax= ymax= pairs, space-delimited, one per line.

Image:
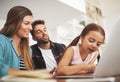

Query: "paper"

xmin=1 ymin=75 xmax=56 ymax=82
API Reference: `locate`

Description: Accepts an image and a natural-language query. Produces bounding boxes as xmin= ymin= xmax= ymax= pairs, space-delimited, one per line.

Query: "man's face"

xmin=33 ymin=24 xmax=50 ymax=44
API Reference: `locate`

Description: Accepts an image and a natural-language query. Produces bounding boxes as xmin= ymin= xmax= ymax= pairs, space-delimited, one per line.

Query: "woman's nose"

xmin=29 ymin=25 xmax=33 ymax=30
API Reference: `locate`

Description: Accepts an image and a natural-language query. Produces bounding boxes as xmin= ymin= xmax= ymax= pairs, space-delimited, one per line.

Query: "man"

xmin=30 ymin=19 xmax=66 ymax=72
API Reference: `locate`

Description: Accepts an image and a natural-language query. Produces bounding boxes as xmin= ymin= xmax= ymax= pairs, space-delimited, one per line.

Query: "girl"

xmin=56 ymin=23 xmax=105 ymax=75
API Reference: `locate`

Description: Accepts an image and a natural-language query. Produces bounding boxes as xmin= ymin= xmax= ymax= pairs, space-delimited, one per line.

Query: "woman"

xmin=0 ymin=6 xmax=51 ymax=78
xmin=56 ymin=23 xmax=105 ymax=75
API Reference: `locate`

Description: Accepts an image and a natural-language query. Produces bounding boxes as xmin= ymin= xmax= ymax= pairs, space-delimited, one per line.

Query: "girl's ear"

xmin=80 ymin=35 xmax=85 ymax=44
xmin=80 ymin=35 xmax=83 ymax=41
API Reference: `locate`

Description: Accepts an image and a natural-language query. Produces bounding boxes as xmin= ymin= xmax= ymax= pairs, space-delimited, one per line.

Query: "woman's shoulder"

xmin=0 ymin=34 xmax=7 ymax=39
xmin=0 ymin=34 xmax=12 ymax=43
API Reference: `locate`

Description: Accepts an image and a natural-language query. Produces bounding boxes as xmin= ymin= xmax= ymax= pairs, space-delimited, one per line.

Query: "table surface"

xmin=1 ymin=75 xmax=120 ymax=82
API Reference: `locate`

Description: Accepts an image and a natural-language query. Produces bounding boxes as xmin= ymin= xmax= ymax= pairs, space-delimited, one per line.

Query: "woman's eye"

xmin=24 ymin=22 xmax=29 ymax=25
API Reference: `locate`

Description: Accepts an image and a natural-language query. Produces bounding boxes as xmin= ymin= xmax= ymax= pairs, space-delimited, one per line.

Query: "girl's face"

xmin=16 ymin=15 xmax=33 ymax=38
xmin=81 ymin=31 xmax=104 ymax=54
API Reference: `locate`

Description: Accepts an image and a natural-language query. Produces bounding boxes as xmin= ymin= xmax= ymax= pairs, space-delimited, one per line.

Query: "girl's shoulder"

xmin=71 ymin=45 xmax=79 ymax=50
xmin=65 ymin=45 xmax=78 ymax=54
xmin=65 ymin=46 xmax=74 ymax=52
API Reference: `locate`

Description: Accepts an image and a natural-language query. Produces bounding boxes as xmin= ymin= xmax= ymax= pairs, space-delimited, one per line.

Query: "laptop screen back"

xmin=94 ymin=19 xmax=120 ymax=77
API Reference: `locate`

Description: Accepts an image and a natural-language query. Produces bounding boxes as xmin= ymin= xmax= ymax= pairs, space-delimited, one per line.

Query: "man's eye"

xmin=44 ymin=29 xmax=47 ymax=31
xmin=35 ymin=30 xmax=41 ymax=34
xmin=44 ymin=28 xmax=47 ymax=31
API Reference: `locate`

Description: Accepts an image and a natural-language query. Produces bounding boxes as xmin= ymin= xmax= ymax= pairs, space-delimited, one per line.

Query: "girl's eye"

xmin=89 ymin=38 xmax=95 ymax=42
xmin=97 ymin=43 xmax=103 ymax=47
xmin=97 ymin=43 xmax=100 ymax=46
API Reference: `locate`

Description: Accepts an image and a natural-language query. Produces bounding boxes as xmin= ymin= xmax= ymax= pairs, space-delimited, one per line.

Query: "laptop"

xmin=56 ymin=19 xmax=120 ymax=79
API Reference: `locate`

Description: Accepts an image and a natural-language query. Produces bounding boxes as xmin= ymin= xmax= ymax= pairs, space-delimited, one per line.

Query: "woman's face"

xmin=81 ymin=31 xmax=104 ymax=54
xmin=16 ymin=15 xmax=33 ymax=38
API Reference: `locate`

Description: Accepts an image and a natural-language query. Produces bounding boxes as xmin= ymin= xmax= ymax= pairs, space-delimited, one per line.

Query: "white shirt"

xmin=39 ymin=47 xmax=57 ymax=71
xmin=71 ymin=46 xmax=98 ymax=65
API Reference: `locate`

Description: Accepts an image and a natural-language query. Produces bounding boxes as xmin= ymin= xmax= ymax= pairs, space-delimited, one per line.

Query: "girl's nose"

xmin=92 ymin=43 xmax=98 ymax=50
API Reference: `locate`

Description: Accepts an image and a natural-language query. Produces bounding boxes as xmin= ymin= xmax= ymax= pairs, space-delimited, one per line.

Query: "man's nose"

xmin=41 ymin=31 xmax=47 ymax=35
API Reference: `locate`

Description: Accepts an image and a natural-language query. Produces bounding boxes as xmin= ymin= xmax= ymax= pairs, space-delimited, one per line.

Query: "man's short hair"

xmin=31 ymin=19 xmax=45 ymax=37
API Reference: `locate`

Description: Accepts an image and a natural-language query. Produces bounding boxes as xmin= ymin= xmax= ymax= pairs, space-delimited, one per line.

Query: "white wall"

xmin=0 ymin=0 xmax=84 ymax=45
xmin=98 ymin=0 xmax=120 ymax=43
xmin=0 ymin=0 xmax=120 ymax=45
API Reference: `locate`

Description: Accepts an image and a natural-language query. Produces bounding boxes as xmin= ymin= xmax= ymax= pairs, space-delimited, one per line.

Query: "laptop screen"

xmin=94 ymin=18 xmax=120 ymax=77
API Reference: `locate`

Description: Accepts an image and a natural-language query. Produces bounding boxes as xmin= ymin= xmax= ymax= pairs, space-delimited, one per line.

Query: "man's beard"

xmin=38 ymin=39 xmax=50 ymax=44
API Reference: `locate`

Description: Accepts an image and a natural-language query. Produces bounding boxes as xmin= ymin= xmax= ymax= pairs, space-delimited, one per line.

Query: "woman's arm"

xmin=8 ymin=68 xmax=52 ymax=78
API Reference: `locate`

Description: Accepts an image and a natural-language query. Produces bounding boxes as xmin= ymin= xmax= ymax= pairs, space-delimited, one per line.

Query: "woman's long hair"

xmin=0 ymin=6 xmax=33 ymax=70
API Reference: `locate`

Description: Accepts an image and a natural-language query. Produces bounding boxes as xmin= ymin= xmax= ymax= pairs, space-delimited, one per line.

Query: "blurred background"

xmin=0 ymin=0 xmax=120 ymax=46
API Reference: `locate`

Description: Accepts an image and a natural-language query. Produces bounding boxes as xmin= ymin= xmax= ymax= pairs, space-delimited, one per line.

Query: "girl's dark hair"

xmin=68 ymin=23 xmax=105 ymax=47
